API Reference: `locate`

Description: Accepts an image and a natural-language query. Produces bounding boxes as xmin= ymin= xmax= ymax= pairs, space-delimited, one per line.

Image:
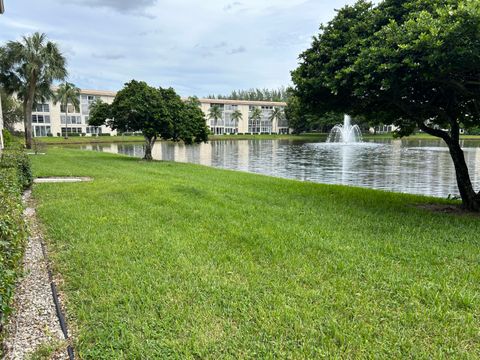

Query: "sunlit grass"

xmin=31 ymin=148 xmax=480 ymax=359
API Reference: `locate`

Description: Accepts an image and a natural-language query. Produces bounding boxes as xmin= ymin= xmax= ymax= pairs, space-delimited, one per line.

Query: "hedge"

xmin=0 ymin=144 xmax=32 ymax=350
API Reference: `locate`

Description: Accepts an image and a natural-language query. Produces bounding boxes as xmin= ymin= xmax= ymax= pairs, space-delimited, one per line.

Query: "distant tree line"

xmin=207 ymin=87 xmax=290 ymax=102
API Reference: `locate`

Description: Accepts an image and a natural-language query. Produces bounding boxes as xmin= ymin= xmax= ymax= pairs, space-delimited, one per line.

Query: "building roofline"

xmin=54 ymin=87 xmax=287 ymax=106
xmin=198 ymin=98 xmax=287 ymax=106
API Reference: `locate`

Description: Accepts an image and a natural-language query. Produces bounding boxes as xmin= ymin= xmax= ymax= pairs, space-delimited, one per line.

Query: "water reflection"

xmin=78 ymin=139 xmax=480 ymax=198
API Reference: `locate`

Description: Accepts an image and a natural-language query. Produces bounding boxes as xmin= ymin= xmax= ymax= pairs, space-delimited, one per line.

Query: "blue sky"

xmin=0 ymin=0 xmax=356 ymax=97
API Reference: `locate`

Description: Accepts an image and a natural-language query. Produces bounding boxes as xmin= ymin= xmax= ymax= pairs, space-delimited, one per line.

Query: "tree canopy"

xmin=207 ymin=87 xmax=289 ymax=102
xmin=291 ymin=0 xmax=480 ymax=210
xmin=54 ymin=82 xmax=80 ymax=138
xmin=0 ymin=32 xmax=66 ymax=148
xmin=0 ymin=87 xmax=23 ymax=132
xmin=89 ymin=80 xmax=209 ymax=160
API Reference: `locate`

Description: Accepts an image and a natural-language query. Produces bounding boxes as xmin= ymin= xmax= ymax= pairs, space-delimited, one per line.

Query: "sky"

xmin=0 ymin=0 xmax=356 ymax=97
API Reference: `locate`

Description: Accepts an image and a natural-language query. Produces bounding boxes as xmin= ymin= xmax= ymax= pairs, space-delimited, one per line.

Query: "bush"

xmin=466 ymin=127 xmax=480 ymax=135
xmin=2 ymin=129 xmax=14 ymax=147
xmin=99 ymin=133 xmax=111 ymax=136
xmin=0 ymin=147 xmax=31 ymax=347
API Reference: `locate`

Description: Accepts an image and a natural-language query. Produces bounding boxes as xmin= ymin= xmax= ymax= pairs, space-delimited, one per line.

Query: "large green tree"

xmin=53 ymin=82 xmax=80 ymax=139
xmin=292 ymin=0 xmax=480 ymax=211
xmin=89 ymin=80 xmax=208 ymax=160
xmin=0 ymin=32 xmax=67 ymax=148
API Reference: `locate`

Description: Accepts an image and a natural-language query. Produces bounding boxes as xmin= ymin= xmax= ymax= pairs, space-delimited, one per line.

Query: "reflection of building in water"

xmin=14 ymin=88 xmax=290 ymax=137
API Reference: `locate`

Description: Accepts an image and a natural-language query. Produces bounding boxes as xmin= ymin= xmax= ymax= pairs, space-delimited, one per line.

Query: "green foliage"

xmin=292 ymin=0 xmax=480 ymax=132
xmin=54 ymin=82 xmax=80 ymax=113
xmin=249 ymin=107 xmax=262 ymax=122
xmin=0 ymin=88 xmax=23 ymax=132
xmin=285 ymin=93 xmax=343 ymax=133
xmin=88 ymin=99 xmax=112 ymax=127
xmin=208 ymin=105 xmax=223 ymax=122
xmin=108 ymin=80 xmax=209 ymax=155
xmin=207 ymin=87 xmax=289 ymax=102
xmin=0 ymin=32 xmax=67 ymax=148
xmin=180 ymin=97 xmax=209 ymax=144
xmin=231 ymin=109 xmax=243 ymax=124
xmin=2 ymin=129 xmax=15 ymax=147
xmin=0 ymin=147 xmax=31 ymax=349
xmin=291 ymin=0 xmax=480 ymax=209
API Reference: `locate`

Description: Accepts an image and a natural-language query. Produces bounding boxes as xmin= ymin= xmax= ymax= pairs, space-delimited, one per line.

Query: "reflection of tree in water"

xmin=75 ymin=139 xmax=480 ymax=198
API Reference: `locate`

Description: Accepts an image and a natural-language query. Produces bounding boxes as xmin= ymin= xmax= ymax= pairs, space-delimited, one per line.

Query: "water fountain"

xmin=327 ymin=114 xmax=362 ymax=143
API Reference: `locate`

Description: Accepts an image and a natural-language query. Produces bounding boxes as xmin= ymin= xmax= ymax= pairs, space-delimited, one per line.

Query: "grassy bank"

xmin=30 ymin=133 xmax=327 ymax=145
xmin=31 ymin=149 xmax=479 ymax=358
xmin=363 ymin=133 xmax=480 ymax=141
xmin=209 ymin=133 xmax=328 ymax=141
xmin=31 ymin=135 xmax=145 ymax=145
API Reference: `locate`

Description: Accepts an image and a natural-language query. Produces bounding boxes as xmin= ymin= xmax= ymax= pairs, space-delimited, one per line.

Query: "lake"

xmin=76 ymin=138 xmax=480 ymax=198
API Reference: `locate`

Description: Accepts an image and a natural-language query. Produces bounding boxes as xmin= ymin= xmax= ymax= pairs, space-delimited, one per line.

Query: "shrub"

xmin=2 ymin=129 xmax=14 ymax=147
xmin=99 ymin=133 xmax=111 ymax=136
xmin=0 ymin=147 xmax=31 ymax=349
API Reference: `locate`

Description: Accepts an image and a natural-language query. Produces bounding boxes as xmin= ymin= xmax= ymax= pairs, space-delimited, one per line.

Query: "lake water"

xmin=77 ymin=138 xmax=480 ymax=198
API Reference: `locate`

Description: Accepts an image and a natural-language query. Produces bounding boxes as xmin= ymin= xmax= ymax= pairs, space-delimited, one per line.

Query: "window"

xmin=32 ymin=115 xmax=51 ymax=123
xmin=61 ymin=115 xmax=82 ymax=124
xmin=60 ymin=104 xmax=77 ymax=113
xmin=86 ymin=126 xmax=102 ymax=135
xmin=210 ymin=103 xmax=224 ymax=108
xmin=61 ymin=127 xmax=82 ymax=134
xmin=33 ymin=125 xmax=51 ymax=137
xmin=80 ymin=95 xmax=100 ymax=115
xmin=34 ymin=104 xmax=49 ymax=112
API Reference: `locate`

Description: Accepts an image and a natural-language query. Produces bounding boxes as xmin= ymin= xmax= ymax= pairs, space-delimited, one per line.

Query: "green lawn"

xmin=363 ymin=133 xmax=480 ymax=141
xmin=31 ymin=149 xmax=480 ymax=359
xmin=31 ymin=133 xmax=327 ymax=145
xmin=32 ymin=135 xmax=145 ymax=145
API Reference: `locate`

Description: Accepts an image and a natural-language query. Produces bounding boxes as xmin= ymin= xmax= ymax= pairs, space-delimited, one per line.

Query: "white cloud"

xmin=0 ymin=0 xmax=357 ymax=96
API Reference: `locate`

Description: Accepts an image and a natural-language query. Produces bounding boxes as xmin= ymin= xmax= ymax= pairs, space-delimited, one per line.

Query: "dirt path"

xmin=2 ymin=190 xmax=69 ymax=360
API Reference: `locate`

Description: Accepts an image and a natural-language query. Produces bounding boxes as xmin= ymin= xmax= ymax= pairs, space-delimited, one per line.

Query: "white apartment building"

xmin=13 ymin=89 xmax=289 ymax=137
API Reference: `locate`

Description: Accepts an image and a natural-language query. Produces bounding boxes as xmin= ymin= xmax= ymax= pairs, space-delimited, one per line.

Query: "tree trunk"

xmin=419 ymin=122 xmax=480 ymax=211
xmin=24 ymin=76 xmax=37 ymax=149
xmin=24 ymin=99 xmax=33 ymax=149
xmin=446 ymin=141 xmax=480 ymax=211
xmin=143 ymin=135 xmax=156 ymax=160
xmin=64 ymin=106 xmax=69 ymax=139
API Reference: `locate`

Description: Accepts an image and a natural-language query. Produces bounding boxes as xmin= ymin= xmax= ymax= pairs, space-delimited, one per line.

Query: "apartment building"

xmin=13 ymin=89 xmax=289 ymax=137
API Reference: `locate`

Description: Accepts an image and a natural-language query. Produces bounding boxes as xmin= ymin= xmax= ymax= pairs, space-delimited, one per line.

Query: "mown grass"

xmin=31 ymin=135 xmax=145 ymax=145
xmin=30 ymin=133 xmax=327 ymax=145
xmin=30 ymin=148 xmax=480 ymax=359
xmin=363 ymin=133 xmax=480 ymax=140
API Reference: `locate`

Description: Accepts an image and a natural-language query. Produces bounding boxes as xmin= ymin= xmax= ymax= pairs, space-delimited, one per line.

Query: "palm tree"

xmin=54 ymin=82 xmax=80 ymax=139
xmin=0 ymin=32 xmax=67 ymax=148
xmin=269 ymin=107 xmax=284 ymax=133
xmin=231 ymin=109 xmax=243 ymax=129
xmin=249 ymin=107 xmax=262 ymax=134
xmin=208 ymin=105 xmax=223 ymax=126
